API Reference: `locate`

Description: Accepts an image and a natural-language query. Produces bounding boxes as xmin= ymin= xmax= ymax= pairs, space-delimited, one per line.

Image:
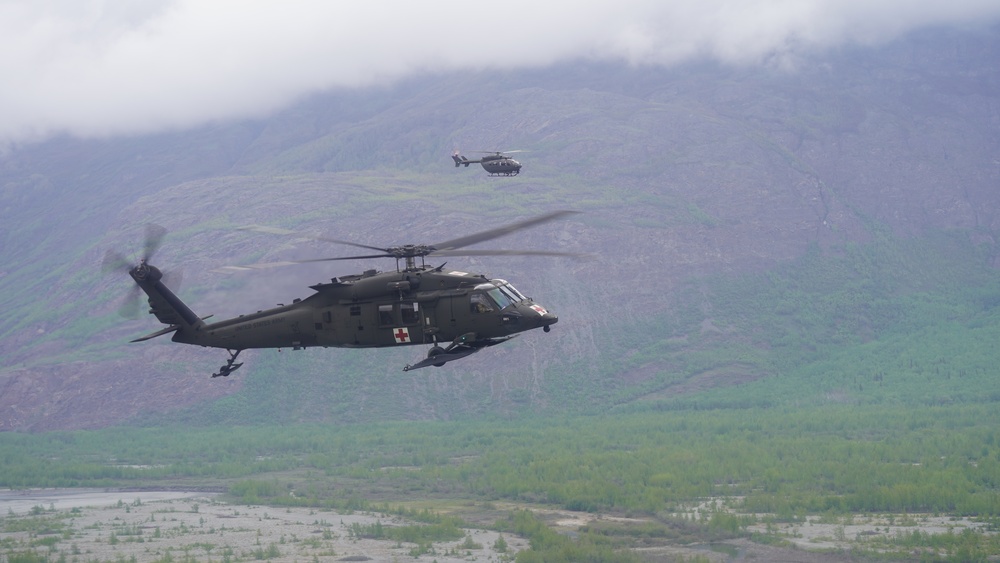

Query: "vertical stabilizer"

xmin=129 ymin=263 xmax=204 ymax=330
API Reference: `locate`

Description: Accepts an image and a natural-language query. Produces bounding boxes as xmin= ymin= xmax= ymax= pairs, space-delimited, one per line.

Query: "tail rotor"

xmin=102 ymin=224 xmax=170 ymax=319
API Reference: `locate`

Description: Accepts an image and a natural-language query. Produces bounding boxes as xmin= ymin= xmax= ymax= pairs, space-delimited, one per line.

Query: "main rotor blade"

xmin=430 ymin=249 xmax=586 ymax=258
xmin=212 ymin=254 xmax=392 ymax=273
xmin=218 ymin=210 xmax=582 ymax=272
xmin=432 ymin=210 xmax=579 ymax=251
xmin=238 ymin=225 xmax=388 ymax=254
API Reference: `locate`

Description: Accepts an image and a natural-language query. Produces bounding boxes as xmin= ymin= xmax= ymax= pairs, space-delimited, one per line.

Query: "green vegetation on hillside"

xmin=563 ymin=228 xmax=1000 ymax=413
xmin=108 ymin=224 xmax=998 ymax=431
xmin=3 ymin=403 xmax=999 ymax=518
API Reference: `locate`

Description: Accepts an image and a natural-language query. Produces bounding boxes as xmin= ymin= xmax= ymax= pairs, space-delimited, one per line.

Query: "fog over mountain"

xmin=3 ymin=1 xmax=1000 ymax=146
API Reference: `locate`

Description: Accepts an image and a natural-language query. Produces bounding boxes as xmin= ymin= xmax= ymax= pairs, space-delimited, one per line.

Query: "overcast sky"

xmin=2 ymin=0 xmax=999 ymax=148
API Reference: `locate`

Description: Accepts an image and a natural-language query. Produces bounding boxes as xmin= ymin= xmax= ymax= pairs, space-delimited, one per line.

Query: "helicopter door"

xmin=376 ymin=304 xmax=397 ymax=346
xmin=376 ymin=302 xmax=423 ymax=346
xmin=417 ymin=298 xmax=445 ymax=342
xmin=401 ymin=301 xmax=423 ymax=345
xmin=348 ymin=304 xmax=365 ymax=346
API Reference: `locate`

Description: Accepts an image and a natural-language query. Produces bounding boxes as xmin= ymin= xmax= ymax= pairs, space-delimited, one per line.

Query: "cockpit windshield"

xmin=488 ymin=287 xmax=513 ymax=309
xmin=491 ymin=279 xmax=527 ymax=302
xmin=474 ymin=281 xmax=522 ymax=310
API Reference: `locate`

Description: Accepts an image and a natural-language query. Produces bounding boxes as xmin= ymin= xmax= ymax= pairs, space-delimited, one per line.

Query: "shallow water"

xmin=0 ymin=488 xmax=213 ymax=515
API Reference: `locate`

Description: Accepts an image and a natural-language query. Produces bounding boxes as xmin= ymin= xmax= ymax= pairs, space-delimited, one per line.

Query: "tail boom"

xmin=452 ymin=154 xmax=475 ymax=167
xmin=129 ymin=263 xmax=205 ymax=333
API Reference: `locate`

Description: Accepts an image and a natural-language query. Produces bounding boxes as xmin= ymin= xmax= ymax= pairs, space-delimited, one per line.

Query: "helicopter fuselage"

xmin=123 ymin=209 xmax=577 ymax=374
xmin=135 ymin=264 xmax=557 ymax=354
xmin=478 ymin=156 xmax=521 ymax=176
xmin=452 ymin=153 xmax=521 ymax=176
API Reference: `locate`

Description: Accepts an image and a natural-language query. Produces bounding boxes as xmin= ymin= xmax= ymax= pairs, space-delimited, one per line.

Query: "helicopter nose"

xmin=527 ymin=303 xmax=558 ymax=331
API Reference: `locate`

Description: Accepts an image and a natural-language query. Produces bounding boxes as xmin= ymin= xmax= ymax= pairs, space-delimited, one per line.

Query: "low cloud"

xmin=2 ymin=0 xmax=998 ymax=146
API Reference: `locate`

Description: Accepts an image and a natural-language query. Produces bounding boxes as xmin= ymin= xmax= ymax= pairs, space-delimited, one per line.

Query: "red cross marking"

xmin=393 ymin=328 xmax=410 ymax=343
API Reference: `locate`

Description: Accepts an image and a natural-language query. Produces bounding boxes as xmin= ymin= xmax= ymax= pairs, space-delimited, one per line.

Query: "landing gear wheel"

xmin=427 ymin=345 xmax=446 ymax=367
xmin=212 ymin=349 xmax=244 ymax=378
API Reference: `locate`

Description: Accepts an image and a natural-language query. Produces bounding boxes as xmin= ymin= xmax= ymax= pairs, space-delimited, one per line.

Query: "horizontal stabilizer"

xmin=130 ymin=325 xmax=179 ymax=343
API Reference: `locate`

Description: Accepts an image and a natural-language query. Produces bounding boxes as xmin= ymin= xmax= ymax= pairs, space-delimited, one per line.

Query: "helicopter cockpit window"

xmin=487 ymin=287 xmax=514 ymax=309
xmin=491 ymin=279 xmax=526 ymax=303
xmin=470 ymin=292 xmax=495 ymax=314
xmin=496 ymin=285 xmax=520 ymax=304
xmin=474 ymin=282 xmax=515 ymax=310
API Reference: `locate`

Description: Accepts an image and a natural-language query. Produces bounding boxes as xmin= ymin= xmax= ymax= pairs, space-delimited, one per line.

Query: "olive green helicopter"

xmin=105 ymin=210 xmax=580 ymax=377
xmin=452 ymin=150 xmax=523 ymax=176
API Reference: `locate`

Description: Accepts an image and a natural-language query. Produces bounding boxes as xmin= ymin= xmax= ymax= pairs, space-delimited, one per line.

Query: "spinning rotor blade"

xmin=162 ymin=269 xmax=183 ymax=291
xmin=430 ymin=249 xmax=584 ymax=258
xmin=432 ymin=210 xmax=579 ymax=251
xmin=222 ymin=210 xmax=582 ymax=270
xmin=101 ymin=249 xmax=131 ymax=273
xmin=213 ymin=254 xmax=391 ymax=273
xmin=118 ymin=285 xmax=142 ymax=319
xmin=102 ymin=223 xmax=169 ymax=318
xmin=143 ymin=224 xmax=167 ymax=262
xmin=103 ymin=224 xmax=168 ymax=272
xmin=238 ymin=225 xmax=388 ymax=254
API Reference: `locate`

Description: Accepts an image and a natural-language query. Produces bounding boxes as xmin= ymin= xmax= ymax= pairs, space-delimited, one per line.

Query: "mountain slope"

xmin=1 ymin=27 xmax=998 ymax=430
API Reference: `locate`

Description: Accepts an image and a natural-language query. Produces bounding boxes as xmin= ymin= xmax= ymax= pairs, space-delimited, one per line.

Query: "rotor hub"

xmin=389 ymin=244 xmax=430 ymax=257
xmin=130 ymin=262 xmax=162 ymax=282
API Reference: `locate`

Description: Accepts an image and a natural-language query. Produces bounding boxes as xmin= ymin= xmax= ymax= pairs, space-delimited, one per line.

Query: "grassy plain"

xmin=3 ymin=399 xmax=1000 ymax=561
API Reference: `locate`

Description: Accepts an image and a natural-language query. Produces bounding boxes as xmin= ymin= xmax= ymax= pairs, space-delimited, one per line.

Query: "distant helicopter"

xmin=452 ymin=150 xmax=523 ymax=176
xmin=104 ymin=211 xmax=581 ymax=377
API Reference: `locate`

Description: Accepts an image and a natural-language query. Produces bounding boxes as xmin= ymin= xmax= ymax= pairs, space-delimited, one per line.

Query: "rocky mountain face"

xmin=1 ymin=27 xmax=998 ymax=431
